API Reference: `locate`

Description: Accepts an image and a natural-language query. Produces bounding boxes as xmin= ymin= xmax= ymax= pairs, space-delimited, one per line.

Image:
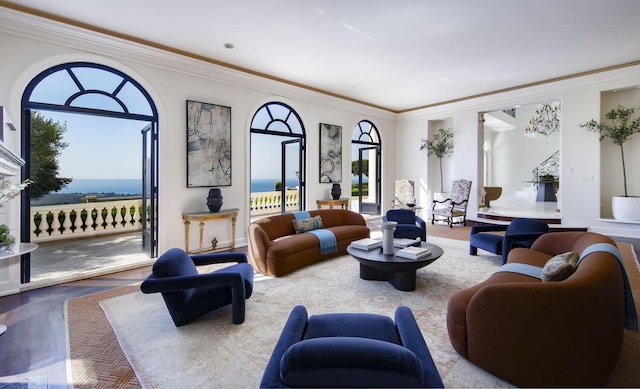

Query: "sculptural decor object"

xmin=207 ymin=188 xmax=223 ymax=212
xmin=331 ymin=183 xmax=342 ymax=200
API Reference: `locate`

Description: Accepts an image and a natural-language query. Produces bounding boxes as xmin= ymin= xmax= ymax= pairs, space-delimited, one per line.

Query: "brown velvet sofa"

xmin=447 ymin=231 xmax=626 ymax=387
xmin=248 ymin=209 xmax=369 ymax=277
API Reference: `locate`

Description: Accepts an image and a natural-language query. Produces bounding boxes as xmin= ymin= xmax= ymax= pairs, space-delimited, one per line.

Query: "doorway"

xmin=20 ymin=62 xmax=158 ymax=284
xmin=250 ymin=102 xmax=306 ymax=218
xmin=351 ymin=120 xmax=381 ymax=215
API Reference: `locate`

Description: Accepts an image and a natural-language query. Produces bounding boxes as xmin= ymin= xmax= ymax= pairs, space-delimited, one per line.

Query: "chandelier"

xmin=524 ymin=102 xmax=560 ymax=142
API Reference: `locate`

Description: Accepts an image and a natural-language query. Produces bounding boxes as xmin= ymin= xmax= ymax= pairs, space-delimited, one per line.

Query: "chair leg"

xmin=470 ymin=246 xmax=478 ymax=256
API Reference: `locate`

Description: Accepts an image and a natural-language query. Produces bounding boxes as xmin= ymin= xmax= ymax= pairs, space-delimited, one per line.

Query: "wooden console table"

xmin=316 ymin=198 xmax=349 ymax=210
xmin=182 ymin=209 xmax=238 ymax=254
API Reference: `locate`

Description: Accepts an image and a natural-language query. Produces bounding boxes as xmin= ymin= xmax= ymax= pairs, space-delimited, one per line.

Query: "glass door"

xmin=358 ymin=146 xmax=381 ymax=215
xmin=281 ymin=138 xmax=305 ymax=212
xmin=141 ymin=123 xmax=157 ymax=257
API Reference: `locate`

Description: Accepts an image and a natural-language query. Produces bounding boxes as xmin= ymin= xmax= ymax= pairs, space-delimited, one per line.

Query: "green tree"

xmin=351 ymin=159 xmax=369 ymax=178
xmin=420 ymin=128 xmax=454 ymax=192
xmin=30 ymin=111 xmax=72 ymax=199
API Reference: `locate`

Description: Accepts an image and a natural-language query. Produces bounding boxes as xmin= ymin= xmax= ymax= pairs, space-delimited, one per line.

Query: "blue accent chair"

xmin=469 ymin=218 xmax=549 ymax=264
xmin=260 ymin=305 xmax=444 ymax=388
xmin=383 ymin=209 xmax=427 ymax=241
xmin=140 ymin=248 xmax=254 ymax=326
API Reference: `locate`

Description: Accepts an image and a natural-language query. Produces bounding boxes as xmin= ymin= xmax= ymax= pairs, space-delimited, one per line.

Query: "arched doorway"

xmin=250 ymin=102 xmax=306 ymax=216
xmin=20 ymin=62 xmax=159 ymax=283
xmin=351 ymin=120 xmax=381 ymax=215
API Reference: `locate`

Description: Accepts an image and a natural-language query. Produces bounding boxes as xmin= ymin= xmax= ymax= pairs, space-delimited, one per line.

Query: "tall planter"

xmin=612 ymin=196 xmax=640 ymax=221
xmin=580 ymin=105 xmax=640 ymax=221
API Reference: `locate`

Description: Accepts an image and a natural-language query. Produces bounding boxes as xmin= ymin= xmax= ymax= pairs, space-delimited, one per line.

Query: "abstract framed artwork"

xmin=319 ymin=123 xmax=342 ymax=183
xmin=186 ymin=100 xmax=232 ymax=187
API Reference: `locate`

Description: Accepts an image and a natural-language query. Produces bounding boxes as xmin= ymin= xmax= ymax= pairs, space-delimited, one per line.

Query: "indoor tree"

xmin=420 ymin=128 xmax=453 ymax=192
xmin=580 ymin=105 xmax=640 ymax=197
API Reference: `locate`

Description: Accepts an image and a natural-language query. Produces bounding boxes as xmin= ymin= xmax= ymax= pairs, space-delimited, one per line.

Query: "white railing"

xmin=28 ymin=190 xmax=301 ymax=243
xmin=30 ymin=198 xmax=145 ymax=243
xmin=250 ymin=190 xmax=299 ymax=215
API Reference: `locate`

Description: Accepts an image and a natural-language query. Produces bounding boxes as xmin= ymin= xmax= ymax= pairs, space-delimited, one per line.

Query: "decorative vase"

xmin=612 ymin=196 xmax=640 ymax=221
xmin=380 ymin=221 xmax=397 ymax=255
xmin=331 ymin=183 xmax=342 ymax=200
xmin=207 ymin=188 xmax=223 ymax=212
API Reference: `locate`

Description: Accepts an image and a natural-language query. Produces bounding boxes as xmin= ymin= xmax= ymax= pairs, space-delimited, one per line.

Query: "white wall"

xmin=0 ymin=10 xmax=397 ymax=293
xmin=396 ymin=65 xmax=640 ymax=238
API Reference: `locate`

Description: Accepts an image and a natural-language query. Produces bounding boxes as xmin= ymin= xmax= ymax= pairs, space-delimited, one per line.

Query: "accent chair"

xmin=140 ymin=248 xmax=254 ymax=326
xmin=431 ymin=179 xmax=472 ymax=228
xmin=261 ymin=305 xmax=444 ymax=388
xmin=383 ymin=208 xmax=427 ymax=241
xmin=469 ymin=218 xmax=549 ymax=264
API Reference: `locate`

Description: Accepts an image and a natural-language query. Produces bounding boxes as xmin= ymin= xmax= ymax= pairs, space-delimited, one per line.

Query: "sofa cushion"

xmin=292 ymin=215 xmax=324 ymax=233
xmin=541 ymin=251 xmax=578 ymax=282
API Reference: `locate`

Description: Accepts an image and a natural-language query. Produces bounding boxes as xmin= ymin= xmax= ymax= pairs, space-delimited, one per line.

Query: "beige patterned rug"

xmin=67 ymin=236 xmax=640 ymax=388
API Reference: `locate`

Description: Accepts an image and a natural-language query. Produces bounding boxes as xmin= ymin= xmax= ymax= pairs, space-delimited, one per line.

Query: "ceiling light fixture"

xmin=524 ymin=102 xmax=560 ymax=143
xmin=223 ymin=43 xmax=235 ymax=49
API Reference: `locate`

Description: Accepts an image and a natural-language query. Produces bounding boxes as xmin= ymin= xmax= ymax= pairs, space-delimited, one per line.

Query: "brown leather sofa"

xmin=248 ymin=209 xmax=369 ymax=277
xmin=447 ymin=231 xmax=626 ymax=387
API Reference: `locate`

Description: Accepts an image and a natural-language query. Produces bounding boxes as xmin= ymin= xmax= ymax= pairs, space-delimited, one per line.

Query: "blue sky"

xmin=38 ymin=110 xmax=144 ymax=180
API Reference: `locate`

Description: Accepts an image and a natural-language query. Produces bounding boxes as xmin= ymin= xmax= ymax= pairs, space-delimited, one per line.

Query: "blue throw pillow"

xmin=292 ymin=215 xmax=324 ymax=233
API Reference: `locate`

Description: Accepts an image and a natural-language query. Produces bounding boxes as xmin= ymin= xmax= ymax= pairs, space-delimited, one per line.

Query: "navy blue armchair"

xmin=469 ymin=218 xmax=549 ymax=264
xmin=383 ymin=209 xmax=427 ymax=241
xmin=261 ymin=305 xmax=443 ymax=388
xmin=140 ymin=248 xmax=254 ymax=326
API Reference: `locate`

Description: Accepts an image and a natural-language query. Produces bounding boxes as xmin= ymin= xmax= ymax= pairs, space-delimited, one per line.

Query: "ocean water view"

xmin=56 ymin=177 xmax=366 ymax=195
xmin=59 ymin=178 xmax=143 ymax=195
xmin=251 ymin=178 xmax=299 ymax=193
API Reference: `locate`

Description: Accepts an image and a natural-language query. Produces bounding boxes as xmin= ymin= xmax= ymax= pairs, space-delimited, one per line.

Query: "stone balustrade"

xmin=250 ymin=190 xmax=299 ymax=215
xmin=30 ymin=198 xmax=145 ymax=243
xmin=29 ymin=190 xmax=301 ymax=242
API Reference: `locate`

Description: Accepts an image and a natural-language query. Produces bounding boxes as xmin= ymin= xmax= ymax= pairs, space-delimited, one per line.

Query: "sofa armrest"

xmin=261 ymin=305 xmax=309 ymax=388
xmin=248 ymin=223 xmax=271 ymax=274
xmin=395 ymin=306 xmax=444 ymax=388
xmin=470 ymin=224 xmax=508 ymax=235
xmin=190 ymin=252 xmax=247 ymax=266
xmin=140 ymin=272 xmax=245 ymax=294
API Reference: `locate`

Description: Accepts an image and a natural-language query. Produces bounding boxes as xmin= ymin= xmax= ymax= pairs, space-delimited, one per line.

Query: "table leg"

xmin=198 ymin=220 xmax=205 ymax=254
xmin=359 ymin=264 xmax=416 ymax=291
xmin=231 ymin=214 xmax=237 ymax=250
xmin=184 ymin=221 xmax=191 ymax=254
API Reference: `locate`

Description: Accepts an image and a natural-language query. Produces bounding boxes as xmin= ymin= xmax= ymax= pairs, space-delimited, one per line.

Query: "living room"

xmin=0 ymin=1 xmax=639 ymax=387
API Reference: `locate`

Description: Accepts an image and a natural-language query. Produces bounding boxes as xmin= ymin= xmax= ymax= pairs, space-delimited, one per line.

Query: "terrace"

xmin=26 ymin=190 xmax=307 ymax=288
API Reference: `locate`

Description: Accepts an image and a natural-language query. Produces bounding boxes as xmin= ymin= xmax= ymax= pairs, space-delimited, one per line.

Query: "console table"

xmin=0 ymin=242 xmax=38 ymax=335
xmin=316 ymin=198 xmax=349 ymax=210
xmin=182 ymin=209 xmax=238 ymax=254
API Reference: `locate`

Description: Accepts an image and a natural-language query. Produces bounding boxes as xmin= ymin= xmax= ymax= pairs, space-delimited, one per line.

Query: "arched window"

xmin=20 ymin=62 xmax=159 ymax=282
xmin=250 ymin=102 xmax=306 ymax=212
xmin=351 ymin=120 xmax=381 ymax=215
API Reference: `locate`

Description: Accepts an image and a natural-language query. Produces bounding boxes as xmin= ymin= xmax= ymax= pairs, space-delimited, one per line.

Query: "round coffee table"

xmin=347 ymin=242 xmax=444 ymax=291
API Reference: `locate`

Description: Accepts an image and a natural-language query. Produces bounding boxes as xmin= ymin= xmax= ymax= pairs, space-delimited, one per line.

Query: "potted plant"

xmin=580 ymin=104 xmax=640 ymax=220
xmin=420 ymin=128 xmax=454 ymax=193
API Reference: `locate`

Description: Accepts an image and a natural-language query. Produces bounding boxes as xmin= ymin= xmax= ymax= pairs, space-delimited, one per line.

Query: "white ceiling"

xmin=4 ymin=0 xmax=640 ymax=112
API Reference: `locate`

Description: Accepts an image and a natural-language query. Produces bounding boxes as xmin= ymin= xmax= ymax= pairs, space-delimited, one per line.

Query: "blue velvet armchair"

xmin=260 ymin=305 xmax=443 ymax=388
xmin=469 ymin=218 xmax=549 ymax=264
xmin=383 ymin=209 xmax=427 ymax=241
xmin=140 ymin=248 xmax=254 ymax=326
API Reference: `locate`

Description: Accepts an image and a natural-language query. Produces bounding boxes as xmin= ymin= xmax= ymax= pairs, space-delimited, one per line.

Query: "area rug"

xmin=98 ymin=237 xmax=508 ymax=388
xmin=67 ymin=237 xmax=640 ymax=388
